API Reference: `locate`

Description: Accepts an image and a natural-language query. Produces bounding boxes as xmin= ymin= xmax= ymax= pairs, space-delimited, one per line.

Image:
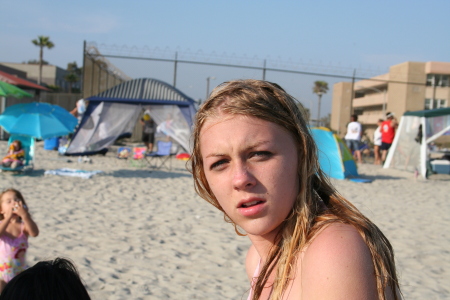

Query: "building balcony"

xmin=358 ymin=113 xmax=384 ymax=125
xmin=352 ymin=93 xmax=387 ymax=108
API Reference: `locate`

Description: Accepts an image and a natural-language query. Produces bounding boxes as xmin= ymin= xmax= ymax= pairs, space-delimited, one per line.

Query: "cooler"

xmin=430 ymin=160 xmax=450 ymax=174
xmin=44 ymin=137 xmax=59 ymax=150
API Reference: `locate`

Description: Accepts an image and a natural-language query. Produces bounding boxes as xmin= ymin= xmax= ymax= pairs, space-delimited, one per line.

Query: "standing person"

xmin=189 ymin=80 xmax=401 ymax=300
xmin=70 ymin=99 xmax=86 ymax=123
xmin=381 ymin=112 xmax=398 ymax=163
xmin=344 ymin=114 xmax=363 ymax=164
xmin=0 ymin=189 xmax=39 ymax=292
xmin=140 ymin=111 xmax=156 ymax=153
xmin=373 ymin=119 xmax=383 ymax=165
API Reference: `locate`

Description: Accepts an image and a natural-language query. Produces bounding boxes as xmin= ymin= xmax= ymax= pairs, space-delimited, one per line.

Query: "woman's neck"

xmin=248 ymin=231 xmax=279 ymax=263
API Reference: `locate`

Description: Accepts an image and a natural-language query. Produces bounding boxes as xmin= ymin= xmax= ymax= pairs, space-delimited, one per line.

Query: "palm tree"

xmin=32 ymin=36 xmax=55 ymax=85
xmin=312 ymin=81 xmax=329 ymax=126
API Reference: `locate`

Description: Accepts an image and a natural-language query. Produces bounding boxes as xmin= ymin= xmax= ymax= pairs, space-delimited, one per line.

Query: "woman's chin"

xmin=241 ymin=221 xmax=281 ymax=241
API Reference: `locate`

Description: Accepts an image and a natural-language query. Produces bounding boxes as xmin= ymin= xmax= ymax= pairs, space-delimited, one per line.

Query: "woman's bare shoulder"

xmin=299 ymin=223 xmax=378 ymax=300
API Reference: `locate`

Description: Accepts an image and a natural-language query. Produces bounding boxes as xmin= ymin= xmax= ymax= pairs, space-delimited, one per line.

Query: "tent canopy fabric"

xmin=311 ymin=127 xmax=358 ymax=180
xmin=384 ymin=108 xmax=450 ymax=178
xmin=88 ymin=78 xmax=194 ymax=105
xmin=66 ymin=78 xmax=197 ymax=155
xmin=404 ymin=107 xmax=450 ymax=118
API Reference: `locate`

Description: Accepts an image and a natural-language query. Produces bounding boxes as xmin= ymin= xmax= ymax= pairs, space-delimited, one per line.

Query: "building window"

xmin=426 ymin=74 xmax=450 ymax=87
xmin=425 ymin=98 xmax=447 ymax=110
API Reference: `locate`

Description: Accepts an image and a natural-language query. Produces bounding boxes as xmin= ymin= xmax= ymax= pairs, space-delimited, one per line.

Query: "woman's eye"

xmin=251 ymin=151 xmax=272 ymax=159
xmin=210 ymin=159 xmax=228 ymax=170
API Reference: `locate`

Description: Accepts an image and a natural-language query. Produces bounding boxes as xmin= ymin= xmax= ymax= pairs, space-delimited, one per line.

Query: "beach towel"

xmin=349 ymin=178 xmax=373 ymax=183
xmin=44 ymin=168 xmax=103 ymax=179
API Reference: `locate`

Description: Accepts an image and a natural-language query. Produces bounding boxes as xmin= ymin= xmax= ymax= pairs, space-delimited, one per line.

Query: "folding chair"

xmin=129 ymin=147 xmax=147 ymax=168
xmin=0 ymin=135 xmax=35 ymax=173
xmin=146 ymin=141 xmax=173 ymax=170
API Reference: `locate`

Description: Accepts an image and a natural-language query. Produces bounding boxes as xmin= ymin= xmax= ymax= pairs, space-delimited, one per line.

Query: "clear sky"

xmin=2 ymin=0 xmax=449 ymax=118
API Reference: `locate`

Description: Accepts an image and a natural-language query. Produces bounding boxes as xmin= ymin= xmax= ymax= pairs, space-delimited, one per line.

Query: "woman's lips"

xmin=237 ymin=198 xmax=266 ymax=217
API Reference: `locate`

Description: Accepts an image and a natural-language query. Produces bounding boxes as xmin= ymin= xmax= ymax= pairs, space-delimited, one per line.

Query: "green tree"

xmin=64 ymin=73 xmax=79 ymax=93
xmin=65 ymin=61 xmax=82 ymax=93
xmin=26 ymin=59 xmax=49 ymax=65
xmin=312 ymin=81 xmax=329 ymax=126
xmin=31 ymin=36 xmax=55 ymax=85
xmin=47 ymin=85 xmax=61 ymax=92
xmin=67 ymin=61 xmax=82 ymax=76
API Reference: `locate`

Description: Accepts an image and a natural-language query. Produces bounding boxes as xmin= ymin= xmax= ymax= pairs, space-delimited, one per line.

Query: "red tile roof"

xmin=0 ymin=70 xmax=50 ymax=91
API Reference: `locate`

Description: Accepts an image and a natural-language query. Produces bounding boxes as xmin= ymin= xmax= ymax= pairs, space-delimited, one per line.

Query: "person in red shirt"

xmin=381 ymin=112 xmax=398 ymax=163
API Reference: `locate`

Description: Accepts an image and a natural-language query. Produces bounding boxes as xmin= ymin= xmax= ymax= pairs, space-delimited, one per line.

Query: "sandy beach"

xmin=0 ymin=140 xmax=448 ymax=299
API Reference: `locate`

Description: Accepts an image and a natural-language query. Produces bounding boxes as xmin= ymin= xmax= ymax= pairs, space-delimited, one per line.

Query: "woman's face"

xmin=200 ymin=114 xmax=299 ymax=241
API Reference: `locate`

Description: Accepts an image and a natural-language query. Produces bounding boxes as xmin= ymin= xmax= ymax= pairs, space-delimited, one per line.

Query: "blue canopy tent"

xmin=311 ymin=127 xmax=359 ymax=180
xmin=65 ymin=78 xmax=197 ymax=155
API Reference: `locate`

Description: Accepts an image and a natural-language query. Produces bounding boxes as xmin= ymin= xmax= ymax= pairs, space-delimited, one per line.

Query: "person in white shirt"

xmin=373 ymin=119 xmax=383 ymax=165
xmin=344 ymin=114 xmax=362 ymax=163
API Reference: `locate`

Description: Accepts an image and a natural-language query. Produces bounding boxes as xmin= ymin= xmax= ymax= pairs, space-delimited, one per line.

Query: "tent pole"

xmin=383 ymin=116 xmax=404 ymax=169
xmin=0 ymin=96 xmax=5 ymax=140
xmin=173 ymin=52 xmax=178 ymax=88
xmin=420 ymin=117 xmax=428 ymax=179
xmin=426 ymin=124 xmax=450 ymax=144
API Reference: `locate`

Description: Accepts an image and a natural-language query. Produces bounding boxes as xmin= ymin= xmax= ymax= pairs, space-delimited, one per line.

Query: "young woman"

xmin=189 ymin=80 xmax=400 ymax=300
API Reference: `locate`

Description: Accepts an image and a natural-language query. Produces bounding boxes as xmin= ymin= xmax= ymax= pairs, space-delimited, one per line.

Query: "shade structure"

xmin=0 ymin=71 xmax=49 ymax=91
xmin=0 ymin=102 xmax=78 ymax=139
xmin=0 ymin=80 xmax=33 ymax=98
xmin=311 ymin=127 xmax=358 ymax=179
xmin=66 ymin=78 xmax=197 ymax=155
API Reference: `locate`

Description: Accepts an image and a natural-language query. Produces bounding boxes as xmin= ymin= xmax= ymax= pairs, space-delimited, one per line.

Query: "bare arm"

xmin=0 ymin=210 xmax=13 ymax=236
xmin=15 ymin=203 xmax=39 ymax=237
xmin=391 ymin=118 xmax=398 ymax=128
xmin=21 ymin=213 xmax=39 ymax=237
xmin=301 ymin=223 xmax=378 ymax=300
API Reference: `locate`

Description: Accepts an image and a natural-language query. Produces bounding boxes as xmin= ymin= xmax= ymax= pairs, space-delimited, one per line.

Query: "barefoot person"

xmin=190 ymin=79 xmax=401 ymax=299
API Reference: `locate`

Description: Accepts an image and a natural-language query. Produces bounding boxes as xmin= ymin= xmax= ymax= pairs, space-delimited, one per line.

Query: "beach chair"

xmin=0 ymin=135 xmax=35 ymax=173
xmin=145 ymin=141 xmax=173 ymax=171
xmin=129 ymin=146 xmax=147 ymax=168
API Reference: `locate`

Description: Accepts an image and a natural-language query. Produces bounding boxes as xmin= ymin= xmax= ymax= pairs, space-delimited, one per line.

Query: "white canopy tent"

xmin=384 ymin=107 xmax=450 ymax=178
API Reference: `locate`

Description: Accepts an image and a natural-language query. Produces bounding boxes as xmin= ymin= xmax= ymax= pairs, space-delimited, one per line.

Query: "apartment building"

xmin=330 ymin=61 xmax=450 ymax=142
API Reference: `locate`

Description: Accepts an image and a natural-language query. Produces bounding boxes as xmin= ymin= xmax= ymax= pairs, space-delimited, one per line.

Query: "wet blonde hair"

xmin=189 ymin=79 xmax=400 ymax=300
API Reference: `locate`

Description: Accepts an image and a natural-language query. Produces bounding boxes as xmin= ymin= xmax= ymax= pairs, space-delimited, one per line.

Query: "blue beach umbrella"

xmin=0 ymin=102 xmax=78 ymax=139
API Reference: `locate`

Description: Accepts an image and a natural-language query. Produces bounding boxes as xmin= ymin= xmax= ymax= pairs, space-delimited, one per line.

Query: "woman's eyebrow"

xmin=247 ymin=140 xmax=271 ymax=149
xmin=205 ymin=153 xmax=226 ymax=159
xmin=204 ymin=140 xmax=271 ymax=159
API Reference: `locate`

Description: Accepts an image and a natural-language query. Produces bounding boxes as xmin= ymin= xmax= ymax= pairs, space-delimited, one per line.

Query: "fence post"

xmin=173 ymin=52 xmax=178 ymax=87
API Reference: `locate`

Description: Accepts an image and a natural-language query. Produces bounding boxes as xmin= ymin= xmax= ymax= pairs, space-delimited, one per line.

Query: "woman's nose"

xmin=232 ymin=163 xmax=256 ymax=190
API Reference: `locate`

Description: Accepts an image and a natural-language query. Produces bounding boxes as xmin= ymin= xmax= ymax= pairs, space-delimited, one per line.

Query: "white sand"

xmin=0 ymin=141 xmax=448 ymax=299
